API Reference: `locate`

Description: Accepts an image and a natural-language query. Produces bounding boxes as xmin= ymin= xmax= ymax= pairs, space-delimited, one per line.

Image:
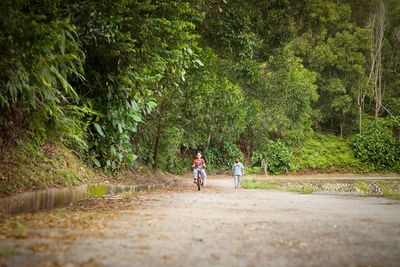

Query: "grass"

xmin=379 ymin=181 xmax=400 ymax=200
xmin=241 ymin=179 xmax=279 ymax=189
xmin=356 ymin=181 xmax=371 ymax=194
xmin=242 ymin=178 xmax=400 ymax=199
xmin=86 ymin=184 xmax=109 ymax=198
xmin=245 ymin=167 xmax=265 ymax=175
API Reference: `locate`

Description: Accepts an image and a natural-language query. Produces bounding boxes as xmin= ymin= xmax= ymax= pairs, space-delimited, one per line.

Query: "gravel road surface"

xmin=1 ymin=176 xmax=400 ymax=267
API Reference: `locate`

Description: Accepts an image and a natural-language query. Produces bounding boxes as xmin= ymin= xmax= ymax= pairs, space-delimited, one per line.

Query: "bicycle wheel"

xmin=197 ymin=174 xmax=201 ymax=191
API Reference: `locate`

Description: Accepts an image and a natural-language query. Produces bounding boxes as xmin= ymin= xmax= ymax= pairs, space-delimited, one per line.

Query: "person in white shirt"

xmin=232 ymin=158 xmax=244 ymax=189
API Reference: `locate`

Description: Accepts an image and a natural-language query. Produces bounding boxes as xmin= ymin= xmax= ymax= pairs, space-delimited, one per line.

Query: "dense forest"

xmin=1 ymin=0 xmax=400 ymax=186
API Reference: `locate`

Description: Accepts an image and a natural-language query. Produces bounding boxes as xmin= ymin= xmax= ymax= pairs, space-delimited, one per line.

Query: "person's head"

xmin=235 ymin=158 xmax=240 ymax=163
xmin=196 ymin=152 xmax=202 ymax=159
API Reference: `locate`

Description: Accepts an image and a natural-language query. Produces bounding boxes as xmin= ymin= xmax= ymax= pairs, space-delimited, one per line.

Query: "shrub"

xmin=251 ymin=151 xmax=263 ymax=166
xmin=253 ymin=141 xmax=291 ymax=174
xmin=351 ymin=119 xmax=400 ymax=171
xmin=205 ymin=142 xmax=243 ymax=171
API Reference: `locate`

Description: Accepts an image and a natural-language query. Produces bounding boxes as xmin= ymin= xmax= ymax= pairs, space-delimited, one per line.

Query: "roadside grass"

xmin=356 ymin=181 xmax=371 ymax=194
xmin=242 ymin=178 xmax=400 ymax=199
xmin=379 ymin=181 xmax=400 ymax=200
xmin=86 ymin=184 xmax=109 ymax=198
xmin=241 ymin=179 xmax=279 ymax=190
xmin=284 ymin=184 xmax=316 ymax=194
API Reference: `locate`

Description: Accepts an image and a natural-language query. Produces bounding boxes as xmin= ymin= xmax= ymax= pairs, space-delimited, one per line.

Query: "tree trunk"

xmin=359 ymin=104 xmax=362 ymax=134
xmin=357 ymin=89 xmax=365 ymax=133
xmin=206 ymin=132 xmax=212 ymax=149
xmin=339 ymin=116 xmax=343 ymax=139
xmin=369 ymin=3 xmax=385 ymax=118
xmin=152 ymin=103 xmax=165 ymax=170
xmin=152 ymin=124 xmax=162 ymax=170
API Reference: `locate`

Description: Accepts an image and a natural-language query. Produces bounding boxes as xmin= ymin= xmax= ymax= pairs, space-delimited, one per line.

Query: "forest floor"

xmin=1 ymin=175 xmax=400 ymax=267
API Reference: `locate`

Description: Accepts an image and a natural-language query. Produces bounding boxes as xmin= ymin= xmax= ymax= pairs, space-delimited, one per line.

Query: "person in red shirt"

xmin=192 ymin=152 xmax=207 ymax=186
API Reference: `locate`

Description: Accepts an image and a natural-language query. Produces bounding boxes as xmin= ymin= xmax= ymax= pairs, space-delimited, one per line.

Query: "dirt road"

xmin=2 ymin=176 xmax=400 ymax=267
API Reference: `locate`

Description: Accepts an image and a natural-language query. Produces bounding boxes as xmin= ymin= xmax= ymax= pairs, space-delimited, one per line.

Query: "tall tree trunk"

xmin=357 ymin=89 xmax=366 ymax=133
xmin=152 ymin=124 xmax=162 ymax=170
xmin=152 ymin=103 xmax=164 ymax=170
xmin=339 ymin=115 xmax=343 ymax=139
xmin=369 ymin=3 xmax=386 ymax=118
xmin=358 ymin=104 xmax=362 ymax=134
xmin=206 ymin=132 xmax=212 ymax=149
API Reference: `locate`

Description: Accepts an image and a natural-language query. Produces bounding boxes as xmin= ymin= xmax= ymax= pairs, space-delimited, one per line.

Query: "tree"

xmin=368 ymin=2 xmax=386 ymax=118
xmin=68 ymin=0 xmax=200 ymax=170
xmin=289 ymin=2 xmax=370 ymax=137
xmin=0 ymin=0 xmax=86 ymax=147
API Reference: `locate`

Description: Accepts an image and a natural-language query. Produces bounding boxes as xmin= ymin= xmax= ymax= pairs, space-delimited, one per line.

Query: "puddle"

xmin=0 ymin=183 xmax=163 ymax=215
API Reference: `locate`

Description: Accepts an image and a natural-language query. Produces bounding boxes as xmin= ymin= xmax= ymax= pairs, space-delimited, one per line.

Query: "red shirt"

xmin=192 ymin=159 xmax=205 ymax=169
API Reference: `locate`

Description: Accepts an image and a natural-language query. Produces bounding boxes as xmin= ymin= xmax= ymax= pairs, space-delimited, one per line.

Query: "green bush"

xmin=351 ymin=119 xmax=400 ymax=171
xmin=251 ymin=151 xmax=263 ymax=166
xmin=162 ymin=156 xmax=191 ymax=175
xmin=253 ymin=141 xmax=291 ymax=174
xmin=205 ymin=142 xmax=243 ymax=171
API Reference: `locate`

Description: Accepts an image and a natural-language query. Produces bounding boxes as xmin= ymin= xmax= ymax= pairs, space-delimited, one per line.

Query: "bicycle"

xmin=194 ymin=168 xmax=204 ymax=191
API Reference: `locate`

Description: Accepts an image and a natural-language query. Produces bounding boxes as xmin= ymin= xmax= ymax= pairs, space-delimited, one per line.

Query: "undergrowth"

xmin=0 ymin=142 xmax=98 ymax=197
xmin=290 ymin=133 xmax=375 ymax=173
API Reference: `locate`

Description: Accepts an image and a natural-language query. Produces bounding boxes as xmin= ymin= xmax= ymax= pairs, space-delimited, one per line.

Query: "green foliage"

xmin=253 ymin=141 xmax=291 ymax=174
xmin=65 ymin=172 xmax=79 ymax=186
xmin=1 ymin=0 xmax=400 ymax=180
xmin=0 ymin=0 xmax=86 ymax=148
xmin=245 ymin=167 xmax=264 ymax=174
xmin=351 ymin=119 xmax=400 ymax=171
xmin=70 ymin=0 xmax=201 ymax=171
xmin=251 ymin=151 xmax=263 ymax=167
xmin=264 ymin=48 xmax=319 ymax=144
xmin=289 ymin=4 xmax=371 ymax=135
xmin=291 ymin=133 xmax=369 ymax=172
xmin=0 ymin=142 xmax=96 ymax=197
xmin=155 ymin=127 xmax=191 ymax=175
xmin=200 ymin=0 xmax=261 ymax=60
xmin=205 ymin=142 xmax=243 ymax=171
